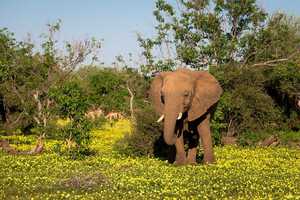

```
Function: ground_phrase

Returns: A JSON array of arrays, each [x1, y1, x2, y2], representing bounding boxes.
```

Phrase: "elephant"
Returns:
[[149, 68, 223, 165]]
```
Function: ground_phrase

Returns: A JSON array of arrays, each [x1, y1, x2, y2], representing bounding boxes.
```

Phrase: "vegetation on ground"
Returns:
[[1, 120, 300, 199]]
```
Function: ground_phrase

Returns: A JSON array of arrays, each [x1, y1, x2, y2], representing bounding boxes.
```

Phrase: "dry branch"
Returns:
[[0, 136, 44, 155], [251, 58, 289, 67], [250, 50, 299, 67], [126, 83, 135, 120]]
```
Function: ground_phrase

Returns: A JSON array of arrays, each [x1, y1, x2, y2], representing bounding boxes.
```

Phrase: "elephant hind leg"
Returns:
[[197, 114, 215, 164], [186, 129, 199, 165]]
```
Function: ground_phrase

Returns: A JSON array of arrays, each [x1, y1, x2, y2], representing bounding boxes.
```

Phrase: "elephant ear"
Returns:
[[149, 72, 170, 115], [188, 71, 223, 121]]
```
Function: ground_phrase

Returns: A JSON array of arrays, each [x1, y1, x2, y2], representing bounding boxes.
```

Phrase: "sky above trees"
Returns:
[[1, 0, 299, 66]]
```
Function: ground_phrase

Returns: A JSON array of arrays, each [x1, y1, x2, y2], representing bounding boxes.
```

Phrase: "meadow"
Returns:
[[1, 120, 300, 200]]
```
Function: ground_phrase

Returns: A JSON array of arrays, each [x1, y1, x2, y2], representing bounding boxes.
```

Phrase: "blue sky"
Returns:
[[1, 0, 300, 66]]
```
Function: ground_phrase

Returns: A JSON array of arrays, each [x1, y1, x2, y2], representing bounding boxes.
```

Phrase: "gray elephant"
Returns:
[[149, 68, 223, 165]]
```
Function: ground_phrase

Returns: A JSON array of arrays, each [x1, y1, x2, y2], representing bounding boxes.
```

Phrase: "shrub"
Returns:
[[49, 81, 93, 159], [278, 130, 300, 145], [52, 117, 93, 159], [87, 68, 129, 113], [114, 101, 161, 155], [211, 66, 281, 135], [49, 81, 89, 118], [264, 64, 300, 130]]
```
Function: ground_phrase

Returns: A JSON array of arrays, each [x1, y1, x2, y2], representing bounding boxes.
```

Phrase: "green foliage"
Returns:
[[237, 130, 300, 146], [115, 102, 165, 157], [46, 66, 151, 158], [48, 81, 94, 159], [211, 64, 298, 135], [210, 99, 227, 145], [65, 117, 92, 148], [87, 69, 128, 112], [137, 34, 176, 75], [278, 131, 300, 144], [0, 21, 105, 158], [211, 62, 300, 141], [73, 66, 150, 115], [49, 81, 89, 118], [0, 28, 48, 130], [237, 131, 272, 146], [53, 117, 93, 159], [139, 0, 267, 71], [0, 20, 102, 134], [242, 13, 300, 64], [209, 62, 300, 143]]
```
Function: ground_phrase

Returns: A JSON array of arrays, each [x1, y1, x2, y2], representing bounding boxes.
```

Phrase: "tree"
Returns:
[[139, 0, 267, 71], [241, 13, 300, 66], [0, 20, 102, 134]]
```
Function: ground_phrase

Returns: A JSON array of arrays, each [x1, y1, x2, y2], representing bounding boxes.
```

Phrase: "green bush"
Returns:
[[277, 131, 300, 145], [52, 117, 93, 159], [49, 81, 89, 118], [211, 64, 300, 137], [264, 64, 300, 130], [114, 101, 163, 156], [49, 81, 94, 159], [87, 68, 129, 113], [73, 66, 149, 115], [237, 131, 272, 146]]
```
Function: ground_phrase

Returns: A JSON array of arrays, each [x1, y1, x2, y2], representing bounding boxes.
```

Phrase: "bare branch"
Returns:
[[126, 82, 135, 120], [251, 58, 289, 67], [250, 50, 300, 67]]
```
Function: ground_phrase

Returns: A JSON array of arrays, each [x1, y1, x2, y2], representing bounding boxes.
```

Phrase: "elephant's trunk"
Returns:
[[163, 104, 180, 145]]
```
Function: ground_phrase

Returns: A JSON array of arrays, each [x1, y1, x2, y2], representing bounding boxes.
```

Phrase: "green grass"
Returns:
[[237, 130, 300, 147], [1, 120, 300, 199], [278, 131, 300, 144]]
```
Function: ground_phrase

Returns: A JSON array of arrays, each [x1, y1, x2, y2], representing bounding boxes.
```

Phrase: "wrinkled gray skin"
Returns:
[[150, 68, 223, 165]]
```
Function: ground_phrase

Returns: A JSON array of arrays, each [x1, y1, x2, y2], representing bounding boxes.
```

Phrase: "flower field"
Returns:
[[1, 120, 300, 199]]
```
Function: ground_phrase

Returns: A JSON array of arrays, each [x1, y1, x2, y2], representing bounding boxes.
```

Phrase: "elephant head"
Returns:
[[149, 68, 222, 145]]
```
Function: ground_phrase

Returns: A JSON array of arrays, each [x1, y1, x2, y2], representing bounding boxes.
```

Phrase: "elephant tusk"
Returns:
[[177, 112, 183, 120], [157, 114, 164, 123]]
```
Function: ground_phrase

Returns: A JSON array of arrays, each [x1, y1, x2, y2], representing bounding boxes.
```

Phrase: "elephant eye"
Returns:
[[161, 95, 165, 104]]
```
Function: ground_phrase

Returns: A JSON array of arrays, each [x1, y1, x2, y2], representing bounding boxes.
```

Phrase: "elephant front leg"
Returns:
[[174, 133, 186, 165], [197, 115, 215, 164]]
